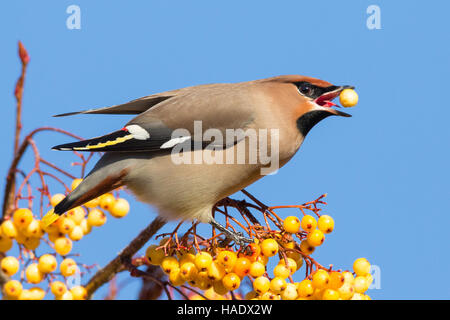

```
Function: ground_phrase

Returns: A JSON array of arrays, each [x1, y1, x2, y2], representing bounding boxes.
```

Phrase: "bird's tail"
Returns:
[[42, 155, 131, 227]]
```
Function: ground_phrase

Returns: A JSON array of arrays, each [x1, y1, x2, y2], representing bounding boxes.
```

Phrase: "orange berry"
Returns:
[[0, 234, 13, 253], [57, 217, 76, 234], [194, 252, 213, 272], [270, 277, 287, 294], [328, 271, 345, 290], [233, 257, 251, 277], [84, 197, 100, 208], [24, 237, 40, 250], [207, 261, 226, 281], [297, 279, 314, 298], [23, 219, 43, 238], [273, 264, 290, 279], [179, 262, 198, 281]]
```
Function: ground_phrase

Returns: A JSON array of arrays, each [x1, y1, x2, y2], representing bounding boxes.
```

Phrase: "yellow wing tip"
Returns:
[[42, 209, 61, 227]]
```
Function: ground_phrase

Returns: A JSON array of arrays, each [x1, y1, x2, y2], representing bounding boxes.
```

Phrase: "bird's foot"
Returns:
[[210, 218, 252, 248]]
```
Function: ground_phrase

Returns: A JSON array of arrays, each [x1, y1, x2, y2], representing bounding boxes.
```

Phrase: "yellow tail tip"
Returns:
[[42, 209, 61, 227]]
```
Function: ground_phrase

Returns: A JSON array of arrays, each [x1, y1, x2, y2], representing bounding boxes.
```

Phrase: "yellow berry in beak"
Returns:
[[339, 88, 358, 108]]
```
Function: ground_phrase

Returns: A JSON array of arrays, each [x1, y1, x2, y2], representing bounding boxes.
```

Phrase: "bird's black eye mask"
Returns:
[[294, 81, 339, 100]]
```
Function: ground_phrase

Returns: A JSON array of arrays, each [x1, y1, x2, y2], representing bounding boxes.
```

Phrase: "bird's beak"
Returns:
[[313, 85, 354, 117]]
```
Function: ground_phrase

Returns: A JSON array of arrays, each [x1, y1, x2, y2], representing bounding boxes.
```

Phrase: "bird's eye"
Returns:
[[298, 83, 314, 97]]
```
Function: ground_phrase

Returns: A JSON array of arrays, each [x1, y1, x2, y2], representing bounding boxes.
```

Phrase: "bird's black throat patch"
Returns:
[[296, 110, 333, 137]]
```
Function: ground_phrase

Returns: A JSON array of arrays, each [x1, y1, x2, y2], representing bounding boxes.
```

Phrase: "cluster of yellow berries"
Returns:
[[145, 233, 372, 300], [0, 179, 130, 300]]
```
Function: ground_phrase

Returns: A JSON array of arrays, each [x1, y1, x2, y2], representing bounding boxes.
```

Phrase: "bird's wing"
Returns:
[[53, 82, 257, 152], [53, 90, 185, 117]]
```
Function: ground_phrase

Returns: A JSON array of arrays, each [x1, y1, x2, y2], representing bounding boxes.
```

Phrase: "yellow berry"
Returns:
[[299, 240, 315, 255], [145, 245, 165, 265], [260, 238, 279, 257], [260, 291, 280, 300], [1, 256, 19, 276], [253, 276, 270, 294], [322, 288, 340, 300], [301, 215, 317, 232], [69, 225, 84, 241], [57, 291, 74, 300], [87, 209, 107, 227], [256, 254, 269, 266], [245, 290, 258, 300], [169, 268, 185, 286], [306, 229, 325, 247], [233, 257, 251, 278], [57, 217, 76, 234], [351, 292, 365, 300], [339, 88, 358, 108], [161, 256, 179, 274], [0, 234, 13, 252], [80, 219, 91, 235], [207, 261, 226, 281], [99, 193, 116, 211], [338, 282, 355, 300], [23, 219, 43, 238], [28, 287, 45, 300], [317, 215, 334, 234], [312, 269, 329, 289], [222, 273, 240, 291], [297, 279, 314, 298], [25, 263, 44, 284], [60, 258, 77, 277], [50, 281, 67, 296], [54, 237, 72, 256], [249, 261, 266, 278], [70, 286, 87, 300], [3, 280, 22, 298], [216, 250, 237, 269], [194, 251, 213, 272], [67, 207, 86, 225], [212, 280, 229, 295], [273, 264, 290, 279], [283, 216, 300, 233], [84, 197, 100, 208], [110, 198, 130, 218], [50, 193, 65, 207], [1, 220, 18, 239], [179, 262, 198, 281], [278, 258, 297, 275], [353, 258, 371, 276], [71, 179, 83, 191], [13, 208, 33, 229], [38, 254, 57, 273], [281, 283, 298, 300], [343, 271, 355, 284], [270, 277, 287, 294], [353, 276, 369, 293], [24, 237, 40, 250]]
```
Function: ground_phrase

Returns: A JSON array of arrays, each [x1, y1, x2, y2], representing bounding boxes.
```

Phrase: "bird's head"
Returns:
[[267, 75, 354, 137]]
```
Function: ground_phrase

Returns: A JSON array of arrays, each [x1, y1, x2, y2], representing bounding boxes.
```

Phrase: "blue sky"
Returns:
[[1, 1, 449, 299]]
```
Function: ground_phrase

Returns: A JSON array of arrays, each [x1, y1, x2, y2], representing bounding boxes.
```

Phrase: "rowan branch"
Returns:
[[85, 216, 167, 298]]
